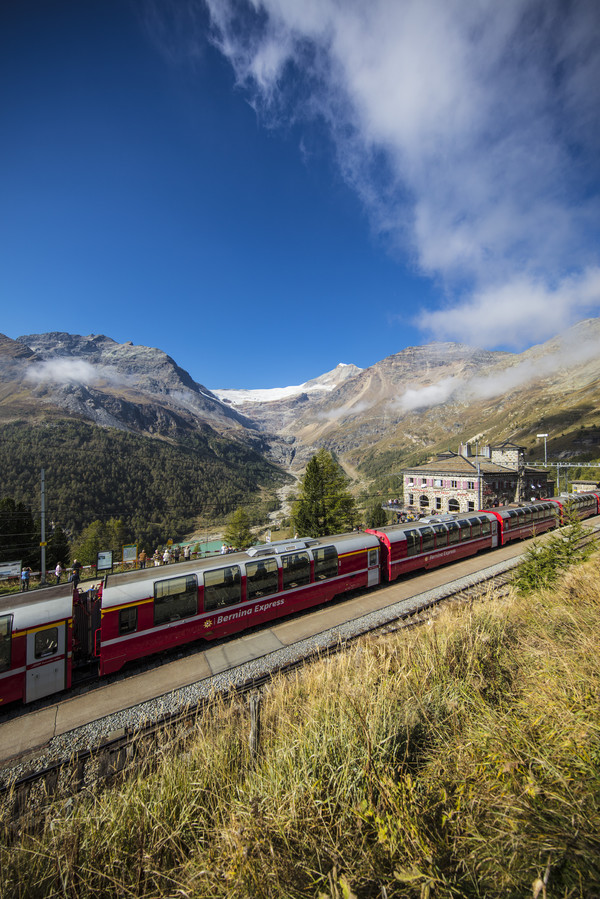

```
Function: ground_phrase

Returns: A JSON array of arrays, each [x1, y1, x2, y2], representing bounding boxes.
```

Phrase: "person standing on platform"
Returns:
[[21, 566, 31, 591], [71, 559, 82, 589]]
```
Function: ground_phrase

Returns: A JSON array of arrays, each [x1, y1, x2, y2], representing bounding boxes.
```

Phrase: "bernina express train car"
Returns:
[[365, 511, 499, 584], [0, 584, 73, 705], [96, 532, 381, 676], [549, 492, 600, 523], [485, 501, 559, 545]]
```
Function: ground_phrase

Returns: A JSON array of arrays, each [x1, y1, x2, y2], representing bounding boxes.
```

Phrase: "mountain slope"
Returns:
[[0, 333, 291, 545], [7, 332, 253, 436], [213, 319, 600, 478]]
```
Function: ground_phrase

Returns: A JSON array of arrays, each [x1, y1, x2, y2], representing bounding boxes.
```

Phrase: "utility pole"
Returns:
[[40, 468, 47, 585], [537, 433, 548, 466]]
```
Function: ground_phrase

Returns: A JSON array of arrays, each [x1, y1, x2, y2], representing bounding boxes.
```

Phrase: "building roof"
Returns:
[[404, 456, 549, 478], [404, 456, 517, 476]]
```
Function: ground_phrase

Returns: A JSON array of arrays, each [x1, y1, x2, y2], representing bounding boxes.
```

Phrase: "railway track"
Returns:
[[2, 523, 598, 831]]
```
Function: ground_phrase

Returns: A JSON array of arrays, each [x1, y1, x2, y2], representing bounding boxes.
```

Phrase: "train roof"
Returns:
[[101, 532, 380, 609], [365, 511, 499, 544], [0, 582, 74, 632]]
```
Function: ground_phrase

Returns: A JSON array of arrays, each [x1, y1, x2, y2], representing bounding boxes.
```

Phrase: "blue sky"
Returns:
[[2, 0, 600, 389]]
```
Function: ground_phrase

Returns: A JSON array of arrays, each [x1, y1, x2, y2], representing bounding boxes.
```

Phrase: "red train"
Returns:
[[1, 493, 598, 706]]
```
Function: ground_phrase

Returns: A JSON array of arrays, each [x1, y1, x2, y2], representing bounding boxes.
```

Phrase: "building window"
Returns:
[[407, 477, 414, 485], [451, 480, 458, 488], [434, 478, 442, 488], [467, 481, 475, 490], [408, 493, 414, 505], [435, 497, 442, 510], [468, 501, 475, 511], [421, 478, 427, 486]]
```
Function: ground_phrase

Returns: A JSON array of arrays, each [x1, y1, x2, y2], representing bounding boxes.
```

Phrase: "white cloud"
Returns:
[[394, 326, 600, 411], [396, 376, 465, 412], [25, 359, 129, 387], [420, 268, 600, 349], [200, 0, 600, 347]]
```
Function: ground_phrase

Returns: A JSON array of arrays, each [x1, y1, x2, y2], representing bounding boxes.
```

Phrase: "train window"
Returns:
[[478, 516, 491, 536], [506, 510, 517, 529], [0, 615, 12, 671], [421, 527, 435, 553], [368, 549, 378, 566], [405, 529, 420, 556], [470, 519, 481, 538], [458, 520, 471, 541], [314, 545, 338, 581], [282, 552, 310, 590], [433, 524, 448, 546], [245, 558, 278, 601], [203, 567, 241, 612], [447, 521, 460, 544], [154, 574, 198, 624], [119, 606, 138, 635], [34, 627, 59, 658]]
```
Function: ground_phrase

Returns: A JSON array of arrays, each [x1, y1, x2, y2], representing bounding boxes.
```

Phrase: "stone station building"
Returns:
[[402, 442, 553, 516]]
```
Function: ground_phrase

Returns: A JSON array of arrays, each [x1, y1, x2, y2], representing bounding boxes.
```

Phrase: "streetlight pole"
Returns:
[[537, 433, 548, 466]]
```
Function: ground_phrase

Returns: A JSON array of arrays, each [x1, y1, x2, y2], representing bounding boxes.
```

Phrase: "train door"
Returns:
[[25, 621, 67, 703], [367, 547, 380, 587], [73, 587, 102, 665]]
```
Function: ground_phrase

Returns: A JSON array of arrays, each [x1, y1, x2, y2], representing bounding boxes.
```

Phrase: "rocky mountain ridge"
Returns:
[[3, 321, 600, 481]]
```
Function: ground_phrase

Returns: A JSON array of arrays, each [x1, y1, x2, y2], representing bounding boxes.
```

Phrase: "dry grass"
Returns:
[[2, 556, 600, 897]]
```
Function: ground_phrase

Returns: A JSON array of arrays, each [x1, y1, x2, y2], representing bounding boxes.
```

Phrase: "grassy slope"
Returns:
[[2, 553, 600, 897]]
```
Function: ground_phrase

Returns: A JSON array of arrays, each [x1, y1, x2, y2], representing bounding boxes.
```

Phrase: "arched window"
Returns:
[[419, 494, 429, 509], [448, 498, 460, 512]]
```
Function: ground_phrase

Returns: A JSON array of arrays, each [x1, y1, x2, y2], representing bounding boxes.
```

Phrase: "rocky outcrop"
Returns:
[[6, 332, 257, 436]]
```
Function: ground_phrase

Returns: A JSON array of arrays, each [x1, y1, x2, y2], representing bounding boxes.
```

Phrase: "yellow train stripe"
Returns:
[[24, 620, 71, 636], [101, 598, 153, 617]]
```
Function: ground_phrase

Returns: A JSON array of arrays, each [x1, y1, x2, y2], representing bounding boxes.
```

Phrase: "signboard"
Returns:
[[0, 561, 21, 580], [97, 550, 113, 572], [122, 544, 138, 564]]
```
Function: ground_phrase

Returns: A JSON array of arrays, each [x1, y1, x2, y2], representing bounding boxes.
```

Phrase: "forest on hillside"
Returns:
[[0, 420, 289, 549]]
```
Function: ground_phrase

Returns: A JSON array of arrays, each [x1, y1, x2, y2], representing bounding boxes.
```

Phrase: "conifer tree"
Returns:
[[293, 449, 358, 537], [366, 501, 388, 528], [222, 508, 255, 550], [46, 525, 70, 569], [0, 497, 37, 565]]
